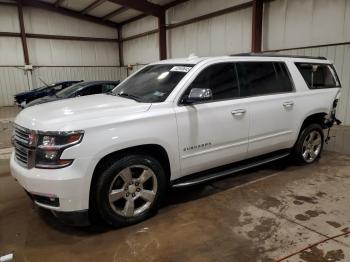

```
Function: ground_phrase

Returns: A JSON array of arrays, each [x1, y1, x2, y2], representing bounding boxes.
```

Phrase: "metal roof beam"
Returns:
[[163, 0, 190, 9], [108, 0, 163, 17], [80, 0, 107, 14], [21, 0, 119, 28], [102, 6, 128, 21], [54, 0, 64, 7]]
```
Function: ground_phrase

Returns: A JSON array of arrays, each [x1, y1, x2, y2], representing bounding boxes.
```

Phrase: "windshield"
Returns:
[[112, 64, 193, 103], [56, 82, 87, 98]]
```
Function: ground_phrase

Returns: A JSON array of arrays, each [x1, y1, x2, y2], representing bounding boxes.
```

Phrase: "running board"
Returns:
[[171, 151, 290, 188]]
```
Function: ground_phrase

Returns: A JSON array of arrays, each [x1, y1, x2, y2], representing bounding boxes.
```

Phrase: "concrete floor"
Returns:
[[1, 152, 350, 262]]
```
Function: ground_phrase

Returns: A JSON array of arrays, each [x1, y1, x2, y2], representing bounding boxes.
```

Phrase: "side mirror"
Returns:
[[184, 88, 213, 104]]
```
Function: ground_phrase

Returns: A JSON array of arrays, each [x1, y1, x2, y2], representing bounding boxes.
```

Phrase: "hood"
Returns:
[[25, 95, 60, 108], [15, 94, 152, 131], [15, 89, 41, 99]]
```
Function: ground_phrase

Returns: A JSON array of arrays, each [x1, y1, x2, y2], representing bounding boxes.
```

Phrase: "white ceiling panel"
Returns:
[[109, 9, 142, 23], [88, 1, 122, 17], [60, 0, 97, 11]]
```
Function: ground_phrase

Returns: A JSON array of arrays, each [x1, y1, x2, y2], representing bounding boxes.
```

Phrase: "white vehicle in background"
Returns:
[[10, 54, 341, 227]]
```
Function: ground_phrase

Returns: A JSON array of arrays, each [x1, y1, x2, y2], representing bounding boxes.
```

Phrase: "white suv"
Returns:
[[10, 54, 341, 226]]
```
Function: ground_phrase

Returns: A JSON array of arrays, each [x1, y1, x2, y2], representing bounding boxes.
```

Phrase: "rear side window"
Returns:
[[236, 62, 293, 97], [295, 63, 340, 89], [187, 63, 239, 101]]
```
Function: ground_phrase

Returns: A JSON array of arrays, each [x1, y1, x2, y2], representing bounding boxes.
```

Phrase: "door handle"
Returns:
[[283, 101, 294, 108], [231, 109, 246, 116]]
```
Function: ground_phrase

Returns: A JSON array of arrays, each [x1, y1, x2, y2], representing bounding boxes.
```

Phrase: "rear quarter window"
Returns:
[[295, 63, 340, 89]]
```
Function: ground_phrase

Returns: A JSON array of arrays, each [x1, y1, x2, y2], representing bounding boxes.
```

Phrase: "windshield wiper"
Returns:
[[117, 92, 142, 102]]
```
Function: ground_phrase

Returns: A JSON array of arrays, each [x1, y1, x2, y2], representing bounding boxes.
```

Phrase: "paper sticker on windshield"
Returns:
[[170, 66, 192, 73]]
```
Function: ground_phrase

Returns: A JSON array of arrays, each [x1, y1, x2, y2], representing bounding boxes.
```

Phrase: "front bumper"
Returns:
[[10, 153, 94, 212]]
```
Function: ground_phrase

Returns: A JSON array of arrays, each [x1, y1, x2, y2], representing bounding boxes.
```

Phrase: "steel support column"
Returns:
[[117, 26, 124, 66], [17, 0, 30, 65], [251, 0, 263, 52], [158, 11, 167, 60]]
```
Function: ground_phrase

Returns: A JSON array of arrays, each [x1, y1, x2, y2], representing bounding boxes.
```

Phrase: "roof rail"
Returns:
[[230, 52, 327, 60]]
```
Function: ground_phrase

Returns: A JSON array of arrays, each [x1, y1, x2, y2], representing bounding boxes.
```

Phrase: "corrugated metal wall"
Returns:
[[32, 66, 128, 89], [263, 0, 350, 51], [167, 0, 251, 58], [122, 16, 160, 65], [121, 0, 252, 65], [0, 4, 123, 106], [0, 68, 30, 106]]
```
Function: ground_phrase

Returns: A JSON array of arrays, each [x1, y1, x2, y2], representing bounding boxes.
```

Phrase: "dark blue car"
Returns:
[[14, 80, 82, 108], [25, 80, 120, 108]]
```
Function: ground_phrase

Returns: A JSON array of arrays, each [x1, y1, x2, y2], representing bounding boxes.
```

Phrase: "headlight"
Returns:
[[35, 131, 84, 169]]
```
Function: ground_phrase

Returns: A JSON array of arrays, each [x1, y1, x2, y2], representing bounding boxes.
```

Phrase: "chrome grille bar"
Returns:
[[13, 124, 35, 168]]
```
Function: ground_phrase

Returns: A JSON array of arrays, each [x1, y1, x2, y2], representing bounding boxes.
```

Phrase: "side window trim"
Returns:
[[178, 62, 239, 106], [235, 61, 296, 98]]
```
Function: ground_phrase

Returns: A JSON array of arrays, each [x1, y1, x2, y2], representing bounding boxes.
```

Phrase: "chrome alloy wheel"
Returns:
[[108, 165, 158, 217], [302, 130, 322, 163]]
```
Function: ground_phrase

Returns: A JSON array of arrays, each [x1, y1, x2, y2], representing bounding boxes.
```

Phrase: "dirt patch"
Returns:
[[305, 210, 326, 218], [316, 191, 327, 198], [295, 210, 326, 221], [299, 247, 345, 262], [293, 200, 304, 205], [295, 214, 310, 221], [289, 195, 318, 204], [326, 221, 342, 228], [247, 217, 278, 241], [259, 196, 283, 210], [341, 227, 349, 233]]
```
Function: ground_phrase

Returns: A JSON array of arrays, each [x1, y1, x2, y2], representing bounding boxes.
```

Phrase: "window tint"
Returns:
[[295, 63, 340, 89], [102, 84, 116, 93], [236, 62, 293, 97], [186, 63, 239, 101], [79, 85, 102, 96], [56, 82, 88, 98]]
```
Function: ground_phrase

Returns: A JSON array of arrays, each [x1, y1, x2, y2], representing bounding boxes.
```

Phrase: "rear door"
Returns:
[[236, 61, 297, 157], [175, 62, 249, 176]]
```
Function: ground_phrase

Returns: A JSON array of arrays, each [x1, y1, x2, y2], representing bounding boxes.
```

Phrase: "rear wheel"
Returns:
[[94, 154, 166, 227], [294, 123, 324, 164]]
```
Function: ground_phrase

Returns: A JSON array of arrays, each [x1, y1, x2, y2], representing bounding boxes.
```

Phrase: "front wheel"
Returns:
[[93, 154, 166, 227], [294, 123, 324, 164]]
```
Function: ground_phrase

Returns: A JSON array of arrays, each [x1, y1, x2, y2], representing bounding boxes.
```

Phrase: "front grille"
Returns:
[[14, 125, 30, 145], [13, 125, 35, 169]]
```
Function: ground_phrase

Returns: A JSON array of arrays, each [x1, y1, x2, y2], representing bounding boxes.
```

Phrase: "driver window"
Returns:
[[184, 63, 239, 102]]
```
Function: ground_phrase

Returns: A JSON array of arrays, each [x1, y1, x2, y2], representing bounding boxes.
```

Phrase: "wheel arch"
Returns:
[[300, 112, 327, 132], [294, 112, 327, 148], [89, 144, 171, 208]]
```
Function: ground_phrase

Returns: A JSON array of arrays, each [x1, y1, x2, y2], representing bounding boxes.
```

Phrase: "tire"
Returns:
[[93, 154, 166, 227], [294, 123, 324, 164]]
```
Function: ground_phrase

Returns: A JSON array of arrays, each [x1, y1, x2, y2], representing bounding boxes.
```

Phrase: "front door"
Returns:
[[175, 62, 250, 176]]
